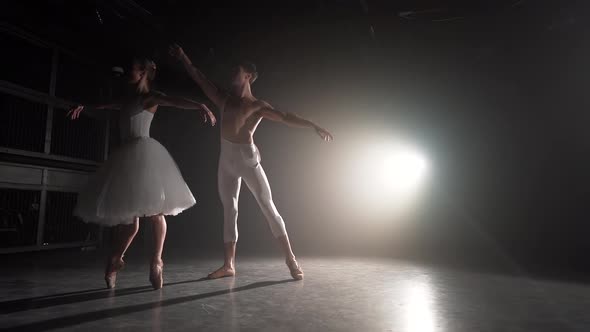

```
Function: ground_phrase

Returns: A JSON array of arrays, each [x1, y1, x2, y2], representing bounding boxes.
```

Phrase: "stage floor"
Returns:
[[1, 253, 590, 331]]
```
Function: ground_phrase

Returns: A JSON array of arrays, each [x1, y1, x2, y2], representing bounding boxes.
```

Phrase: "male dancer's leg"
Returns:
[[242, 163, 304, 280], [208, 165, 241, 279]]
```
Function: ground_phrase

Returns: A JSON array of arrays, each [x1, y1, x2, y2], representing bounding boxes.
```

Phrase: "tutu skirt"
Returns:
[[74, 137, 196, 226]]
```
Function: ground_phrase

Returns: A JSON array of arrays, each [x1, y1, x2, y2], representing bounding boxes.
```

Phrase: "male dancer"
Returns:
[[169, 45, 333, 280]]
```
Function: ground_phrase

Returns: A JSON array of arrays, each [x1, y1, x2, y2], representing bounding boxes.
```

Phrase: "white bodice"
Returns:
[[120, 110, 154, 140]]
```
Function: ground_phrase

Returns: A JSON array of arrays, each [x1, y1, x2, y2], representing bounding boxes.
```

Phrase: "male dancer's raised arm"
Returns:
[[168, 44, 228, 110]]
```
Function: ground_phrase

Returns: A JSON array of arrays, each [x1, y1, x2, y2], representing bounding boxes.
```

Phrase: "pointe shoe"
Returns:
[[207, 266, 235, 279], [105, 258, 125, 289], [150, 261, 164, 290], [286, 258, 304, 280]]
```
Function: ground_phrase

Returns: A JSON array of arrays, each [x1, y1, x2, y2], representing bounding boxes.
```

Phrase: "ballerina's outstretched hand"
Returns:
[[66, 105, 85, 120], [198, 103, 216, 126]]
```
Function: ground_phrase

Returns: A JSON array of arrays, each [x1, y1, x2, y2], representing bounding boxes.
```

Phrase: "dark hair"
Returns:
[[239, 61, 258, 84]]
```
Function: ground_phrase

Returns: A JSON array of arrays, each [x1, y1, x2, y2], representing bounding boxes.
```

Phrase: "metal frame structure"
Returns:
[[0, 22, 109, 253]]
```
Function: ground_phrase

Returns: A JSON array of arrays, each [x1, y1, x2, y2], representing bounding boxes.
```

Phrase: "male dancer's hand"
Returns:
[[168, 44, 186, 61], [200, 104, 217, 126], [315, 126, 334, 141], [66, 105, 84, 120]]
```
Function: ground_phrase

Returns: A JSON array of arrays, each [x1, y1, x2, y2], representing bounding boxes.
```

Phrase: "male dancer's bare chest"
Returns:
[[221, 104, 260, 142]]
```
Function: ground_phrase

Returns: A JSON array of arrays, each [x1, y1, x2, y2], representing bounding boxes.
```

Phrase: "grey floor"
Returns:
[[2, 254, 590, 331]]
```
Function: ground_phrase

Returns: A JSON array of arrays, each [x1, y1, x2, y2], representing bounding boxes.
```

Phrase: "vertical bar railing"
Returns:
[[0, 23, 110, 253]]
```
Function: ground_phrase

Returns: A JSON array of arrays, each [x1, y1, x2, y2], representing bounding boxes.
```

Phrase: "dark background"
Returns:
[[4, 0, 590, 276]]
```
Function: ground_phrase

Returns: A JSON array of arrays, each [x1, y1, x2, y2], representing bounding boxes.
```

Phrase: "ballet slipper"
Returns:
[[207, 266, 236, 279], [286, 258, 304, 280]]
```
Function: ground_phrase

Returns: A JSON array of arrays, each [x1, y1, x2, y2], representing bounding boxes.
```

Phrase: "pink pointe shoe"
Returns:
[[150, 261, 164, 290], [105, 258, 125, 289]]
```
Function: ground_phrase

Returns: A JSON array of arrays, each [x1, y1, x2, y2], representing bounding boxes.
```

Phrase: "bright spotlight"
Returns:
[[381, 147, 428, 195], [352, 141, 429, 213]]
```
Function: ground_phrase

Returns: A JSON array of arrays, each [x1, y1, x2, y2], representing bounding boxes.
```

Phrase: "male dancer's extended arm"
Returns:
[[257, 101, 334, 141], [168, 44, 228, 110]]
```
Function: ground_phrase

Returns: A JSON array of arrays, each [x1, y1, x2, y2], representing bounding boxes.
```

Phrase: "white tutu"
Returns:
[[74, 136, 196, 226]]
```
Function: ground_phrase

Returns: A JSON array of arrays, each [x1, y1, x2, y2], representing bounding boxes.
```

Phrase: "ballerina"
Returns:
[[68, 57, 216, 289], [169, 45, 333, 280]]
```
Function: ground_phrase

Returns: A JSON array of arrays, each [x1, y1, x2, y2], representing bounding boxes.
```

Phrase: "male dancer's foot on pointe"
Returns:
[[105, 256, 125, 289], [286, 257, 304, 280], [208, 265, 236, 279], [150, 259, 164, 290]]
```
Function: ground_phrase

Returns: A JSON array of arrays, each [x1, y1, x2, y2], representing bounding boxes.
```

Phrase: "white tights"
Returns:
[[218, 139, 287, 243]]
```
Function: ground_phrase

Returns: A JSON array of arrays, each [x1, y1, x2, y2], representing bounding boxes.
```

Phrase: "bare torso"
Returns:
[[221, 96, 264, 144]]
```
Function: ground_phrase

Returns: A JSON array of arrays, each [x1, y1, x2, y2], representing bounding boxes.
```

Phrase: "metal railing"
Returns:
[[0, 22, 111, 253]]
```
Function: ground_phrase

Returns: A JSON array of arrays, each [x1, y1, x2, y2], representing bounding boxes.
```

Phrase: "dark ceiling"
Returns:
[[4, 0, 575, 65]]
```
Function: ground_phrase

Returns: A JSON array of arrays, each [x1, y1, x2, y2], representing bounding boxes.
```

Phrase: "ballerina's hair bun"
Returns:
[[133, 58, 157, 88]]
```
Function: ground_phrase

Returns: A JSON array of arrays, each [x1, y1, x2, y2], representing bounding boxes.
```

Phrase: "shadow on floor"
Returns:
[[0, 277, 209, 314], [2, 279, 295, 332]]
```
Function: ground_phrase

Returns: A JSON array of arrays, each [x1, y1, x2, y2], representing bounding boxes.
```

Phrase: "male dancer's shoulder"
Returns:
[[255, 99, 272, 108], [150, 90, 167, 97]]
